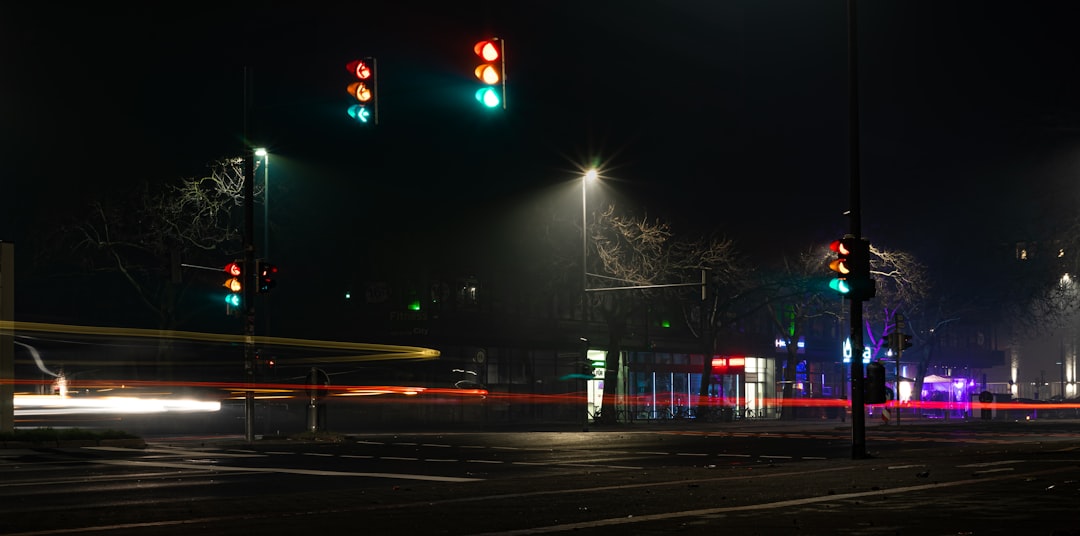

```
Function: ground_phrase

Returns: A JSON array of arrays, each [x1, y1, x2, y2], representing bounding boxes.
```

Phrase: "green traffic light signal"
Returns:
[[829, 277, 851, 294], [475, 87, 501, 108]]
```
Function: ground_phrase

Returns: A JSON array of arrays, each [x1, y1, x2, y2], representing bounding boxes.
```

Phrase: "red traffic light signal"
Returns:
[[224, 262, 242, 277], [345, 58, 378, 124]]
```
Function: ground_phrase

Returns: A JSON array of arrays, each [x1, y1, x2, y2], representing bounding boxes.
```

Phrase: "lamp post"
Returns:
[[581, 168, 597, 427], [255, 148, 269, 259], [582, 168, 598, 291]]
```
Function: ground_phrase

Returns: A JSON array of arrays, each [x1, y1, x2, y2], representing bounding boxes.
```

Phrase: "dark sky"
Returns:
[[4, 1, 1080, 295]]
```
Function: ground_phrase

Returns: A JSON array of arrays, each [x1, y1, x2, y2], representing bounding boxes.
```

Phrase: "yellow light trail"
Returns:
[[1, 320, 440, 362]]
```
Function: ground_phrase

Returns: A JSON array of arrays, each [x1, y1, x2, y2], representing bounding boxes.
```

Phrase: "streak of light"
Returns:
[[3, 320, 440, 361], [13, 340, 59, 377], [13, 395, 221, 415]]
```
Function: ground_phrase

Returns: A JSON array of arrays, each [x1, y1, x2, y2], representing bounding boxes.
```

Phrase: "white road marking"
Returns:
[[95, 459, 482, 482], [957, 460, 1024, 468], [87, 446, 263, 458], [972, 468, 1015, 475], [469, 466, 1066, 535]]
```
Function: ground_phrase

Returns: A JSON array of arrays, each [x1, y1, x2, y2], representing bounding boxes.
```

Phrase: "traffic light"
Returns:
[[846, 237, 876, 300], [473, 38, 505, 109], [865, 361, 887, 404], [257, 261, 277, 293], [223, 261, 243, 311], [883, 331, 897, 353], [346, 58, 378, 125], [828, 236, 876, 300], [828, 237, 853, 295]]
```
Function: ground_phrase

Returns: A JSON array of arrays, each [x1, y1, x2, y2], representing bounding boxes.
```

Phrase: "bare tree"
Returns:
[[761, 246, 838, 419], [586, 205, 741, 422], [51, 157, 253, 330]]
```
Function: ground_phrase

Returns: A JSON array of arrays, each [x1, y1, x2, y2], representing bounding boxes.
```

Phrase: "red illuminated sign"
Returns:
[[711, 356, 746, 374]]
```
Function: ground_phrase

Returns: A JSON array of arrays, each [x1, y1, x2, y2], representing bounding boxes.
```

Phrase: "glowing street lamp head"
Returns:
[[584, 168, 599, 182]]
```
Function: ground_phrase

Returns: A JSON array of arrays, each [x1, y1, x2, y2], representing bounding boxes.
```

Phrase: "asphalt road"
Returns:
[[2, 420, 1079, 535]]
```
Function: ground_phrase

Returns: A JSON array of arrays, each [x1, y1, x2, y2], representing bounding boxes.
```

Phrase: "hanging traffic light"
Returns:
[[257, 261, 277, 293], [223, 261, 243, 312], [828, 238, 853, 295], [473, 38, 505, 109], [346, 58, 378, 125]]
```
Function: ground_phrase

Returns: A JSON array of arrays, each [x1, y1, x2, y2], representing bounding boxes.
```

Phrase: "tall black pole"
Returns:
[[847, 0, 868, 459], [243, 68, 257, 443]]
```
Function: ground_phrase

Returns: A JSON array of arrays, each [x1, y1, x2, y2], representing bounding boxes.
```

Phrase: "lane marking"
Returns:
[[957, 460, 1024, 468], [470, 466, 1068, 535], [94, 459, 482, 482], [87, 447, 263, 458], [2, 466, 851, 535]]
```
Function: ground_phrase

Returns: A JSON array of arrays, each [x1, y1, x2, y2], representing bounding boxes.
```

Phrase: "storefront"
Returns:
[[591, 352, 778, 421]]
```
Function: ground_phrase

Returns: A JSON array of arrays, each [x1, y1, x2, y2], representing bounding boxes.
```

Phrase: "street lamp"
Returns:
[[254, 148, 269, 259], [582, 168, 598, 291]]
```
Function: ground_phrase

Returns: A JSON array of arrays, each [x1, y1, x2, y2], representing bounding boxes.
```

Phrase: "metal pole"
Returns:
[[896, 346, 902, 426], [847, 0, 868, 459], [0, 243, 14, 433], [261, 151, 271, 342], [582, 176, 587, 293], [262, 152, 269, 260], [242, 68, 257, 443]]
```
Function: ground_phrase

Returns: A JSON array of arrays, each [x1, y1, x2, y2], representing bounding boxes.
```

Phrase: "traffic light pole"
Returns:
[[846, 0, 868, 459], [242, 70, 257, 443]]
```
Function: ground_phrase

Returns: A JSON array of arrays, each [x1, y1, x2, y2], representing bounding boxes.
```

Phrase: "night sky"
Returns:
[[3, 2, 1080, 334]]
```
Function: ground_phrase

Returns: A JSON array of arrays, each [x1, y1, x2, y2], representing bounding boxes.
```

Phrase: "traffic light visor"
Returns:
[[347, 104, 371, 122], [474, 64, 500, 85], [829, 278, 850, 294], [829, 258, 851, 274], [475, 87, 501, 108], [474, 40, 500, 61], [346, 60, 372, 80], [348, 82, 373, 102]]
